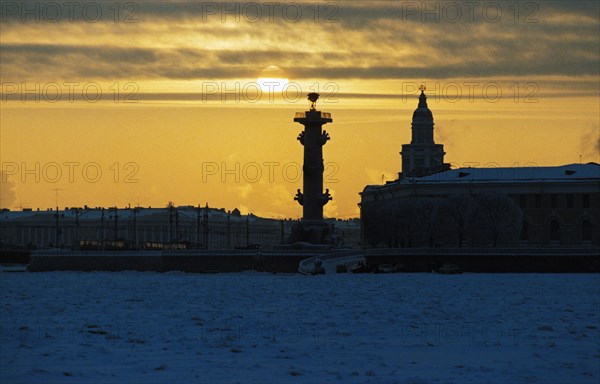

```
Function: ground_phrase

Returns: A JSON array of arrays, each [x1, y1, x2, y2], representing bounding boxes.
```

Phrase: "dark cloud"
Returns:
[[2, 43, 157, 62], [0, 1, 598, 82], [2, 1, 597, 25], [1, 41, 598, 82]]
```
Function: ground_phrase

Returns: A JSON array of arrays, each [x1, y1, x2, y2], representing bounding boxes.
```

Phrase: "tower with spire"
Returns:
[[400, 85, 448, 178]]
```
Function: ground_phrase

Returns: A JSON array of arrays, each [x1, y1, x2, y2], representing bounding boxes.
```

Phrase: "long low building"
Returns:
[[0, 206, 360, 250], [361, 163, 600, 247]]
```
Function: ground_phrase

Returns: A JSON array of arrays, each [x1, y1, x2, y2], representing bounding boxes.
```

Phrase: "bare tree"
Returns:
[[468, 192, 523, 247], [411, 197, 442, 247], [433, 194, 474, 248], [363, 193, 522, 249]]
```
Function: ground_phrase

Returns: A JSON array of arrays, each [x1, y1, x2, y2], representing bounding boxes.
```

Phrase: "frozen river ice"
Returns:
[[1, 271, 599, 383]]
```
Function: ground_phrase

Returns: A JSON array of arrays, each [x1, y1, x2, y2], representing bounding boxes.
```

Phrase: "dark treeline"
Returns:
[[362, 192, 523, 248]]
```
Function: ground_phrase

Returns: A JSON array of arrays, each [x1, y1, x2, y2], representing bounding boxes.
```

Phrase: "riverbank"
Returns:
[[19, 247, 600, 273]]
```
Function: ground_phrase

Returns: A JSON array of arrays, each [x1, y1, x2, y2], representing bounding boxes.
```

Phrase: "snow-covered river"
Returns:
[[1, 272, 599, 383]]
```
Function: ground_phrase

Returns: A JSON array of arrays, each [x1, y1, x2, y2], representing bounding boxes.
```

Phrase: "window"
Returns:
[[550, 220, 560, 241], [583, 194, 590, 209], [566, 194, 574, 208], [535, 194, 542, 208], [520, 220, 529, 241], [519, 195, 527, 209], [581, 220, 592, 241], [551, 194, 558, 209]]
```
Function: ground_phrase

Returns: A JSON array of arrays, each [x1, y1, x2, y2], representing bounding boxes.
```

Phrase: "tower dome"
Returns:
[[412, 89, 433, 120], [400, 85, 448, 178]]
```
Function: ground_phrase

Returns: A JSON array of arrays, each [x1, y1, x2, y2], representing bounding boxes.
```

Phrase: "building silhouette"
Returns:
[[361, 89, 600, 248], [0, 206, 361, 250], [400, 85, 450, 178]]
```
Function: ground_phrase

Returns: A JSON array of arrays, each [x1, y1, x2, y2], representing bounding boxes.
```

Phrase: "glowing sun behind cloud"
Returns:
[[257, 65, 289, 92]]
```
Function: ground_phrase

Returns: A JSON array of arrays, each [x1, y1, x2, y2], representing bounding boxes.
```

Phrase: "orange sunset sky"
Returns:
[[1, 0, 599, 218]]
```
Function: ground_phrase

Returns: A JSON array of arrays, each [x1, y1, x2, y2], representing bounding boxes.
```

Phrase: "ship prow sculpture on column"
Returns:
[[289, 92, 334, 244]]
